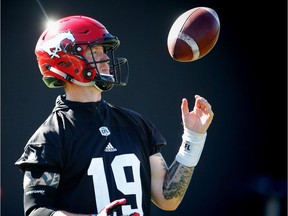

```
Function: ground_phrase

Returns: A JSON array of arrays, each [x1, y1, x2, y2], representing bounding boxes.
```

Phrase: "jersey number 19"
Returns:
[[88, 153, 143, 215]]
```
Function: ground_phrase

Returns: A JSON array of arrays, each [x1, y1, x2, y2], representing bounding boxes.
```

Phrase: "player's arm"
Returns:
[[150, 95, 214, 210], [23, 170, 61, 216], [23, 171, 90, 216], [150, 153, 194, 210], [24, 170, 88, 216]]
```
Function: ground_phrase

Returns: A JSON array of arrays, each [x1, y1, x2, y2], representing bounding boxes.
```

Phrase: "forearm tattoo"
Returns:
[[23, 171, 60, 189], [163, 160, 194, 200]]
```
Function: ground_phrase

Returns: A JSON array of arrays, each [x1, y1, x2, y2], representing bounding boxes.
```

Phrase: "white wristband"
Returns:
[[176, 128, 207, 167]]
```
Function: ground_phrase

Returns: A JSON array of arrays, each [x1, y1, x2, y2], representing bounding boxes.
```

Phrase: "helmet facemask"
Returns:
[[65, 34, 129, 91], [79, 36, 129, 91]]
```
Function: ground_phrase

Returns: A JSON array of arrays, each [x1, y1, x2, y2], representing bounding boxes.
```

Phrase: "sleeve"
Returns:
[[139, 115, 167, 156], [15, 113, 64, 173], [148, 121, 167, 155], [15, 114, 65, 215]]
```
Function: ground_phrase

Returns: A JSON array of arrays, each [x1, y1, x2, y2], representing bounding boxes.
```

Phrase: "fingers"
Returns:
[[183, 95, 212, 111], [181, 98, 189, 117], [182, 95, 212, 113], [113, 198, 126, 205], [194, 95, 213, 113], [107, 198, 126, 208], [182, 95, 214, 122], [105, 198, 126, 214]]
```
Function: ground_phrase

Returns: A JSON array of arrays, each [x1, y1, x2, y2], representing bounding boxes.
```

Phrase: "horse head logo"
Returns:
[[41, 31, 76, 58]]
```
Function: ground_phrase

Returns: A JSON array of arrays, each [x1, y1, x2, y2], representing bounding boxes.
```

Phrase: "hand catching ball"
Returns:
[[167, 7, 220, 62]]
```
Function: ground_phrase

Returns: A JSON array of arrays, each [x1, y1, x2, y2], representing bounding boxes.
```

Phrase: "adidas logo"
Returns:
[[104, 143, 117, 152]]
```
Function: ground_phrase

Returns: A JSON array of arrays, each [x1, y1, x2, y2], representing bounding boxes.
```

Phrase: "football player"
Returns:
[[15, 15, 214, 216]]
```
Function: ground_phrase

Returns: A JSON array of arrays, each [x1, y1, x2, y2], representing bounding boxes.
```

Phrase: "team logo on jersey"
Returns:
[[41, 31, 75, 58], [99, 126, 111, 136], [104, 143, 117, 152]]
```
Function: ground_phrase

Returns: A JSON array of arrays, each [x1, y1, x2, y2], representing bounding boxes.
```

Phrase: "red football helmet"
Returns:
[[35, 15, 129, 91]]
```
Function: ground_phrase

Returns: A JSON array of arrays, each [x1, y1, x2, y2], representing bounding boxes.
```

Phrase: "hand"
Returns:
[[181, 95, 214, 134], [97, 198, 139, 216], [126, 213, 140, 216], [98, 198, 126, 216]]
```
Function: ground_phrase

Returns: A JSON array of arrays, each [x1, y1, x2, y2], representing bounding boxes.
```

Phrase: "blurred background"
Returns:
[[1, 0, 287, 215]]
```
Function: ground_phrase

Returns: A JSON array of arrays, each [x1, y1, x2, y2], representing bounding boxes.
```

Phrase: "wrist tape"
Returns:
[[176, 128, 207, 167]]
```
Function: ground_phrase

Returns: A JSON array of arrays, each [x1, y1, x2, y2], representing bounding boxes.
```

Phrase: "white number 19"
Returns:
[[88, 154, 143, 215]]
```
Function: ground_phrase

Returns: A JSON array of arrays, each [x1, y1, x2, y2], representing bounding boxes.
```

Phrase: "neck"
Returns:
[[64, 84, 102, 102]]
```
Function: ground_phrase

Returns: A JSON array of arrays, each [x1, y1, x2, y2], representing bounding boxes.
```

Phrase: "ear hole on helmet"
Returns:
[[58, 61, 72, 68], [81, 29, 89, 34]]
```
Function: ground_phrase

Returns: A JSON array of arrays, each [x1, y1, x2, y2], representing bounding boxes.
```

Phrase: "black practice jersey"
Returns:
[[15, 95, 167, 216]]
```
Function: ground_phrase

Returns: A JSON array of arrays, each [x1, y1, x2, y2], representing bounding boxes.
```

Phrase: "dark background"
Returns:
[[1, 0, 287, 215]]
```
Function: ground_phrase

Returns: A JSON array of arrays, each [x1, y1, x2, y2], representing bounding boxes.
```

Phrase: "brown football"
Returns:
[[167, 7, 220, 62]]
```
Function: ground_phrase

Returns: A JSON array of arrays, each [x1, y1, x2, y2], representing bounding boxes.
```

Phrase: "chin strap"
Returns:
[[49, 66, 96, 87], [48, 66, 113, 91]]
